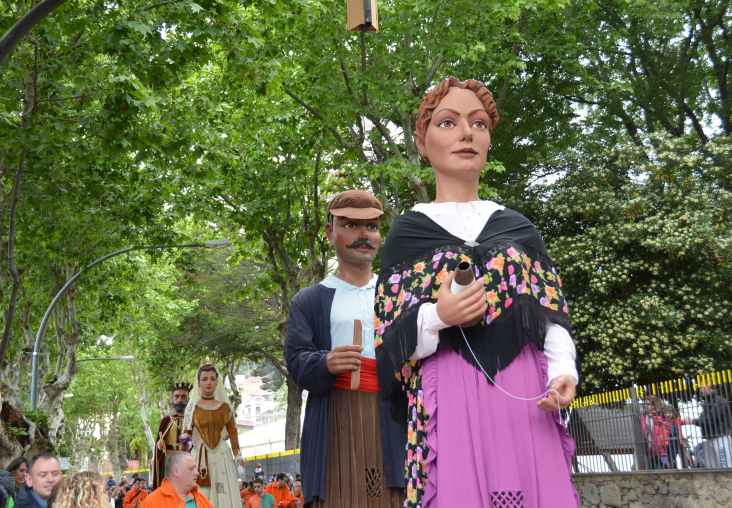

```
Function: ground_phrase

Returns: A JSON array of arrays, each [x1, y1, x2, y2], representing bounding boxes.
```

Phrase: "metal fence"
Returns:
[[569, 370, 732, 474], [241, 449, 301, 481], [239, 370, 732, 478]]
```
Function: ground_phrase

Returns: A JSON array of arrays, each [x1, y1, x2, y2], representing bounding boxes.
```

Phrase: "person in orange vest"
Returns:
[[245, 479, 274, 508], [123, 476, 148, 508], [141, 452, 212, 508], [289, 480, 304, 508], [264, 474, 293, 508], [240, 481, 255, 507]]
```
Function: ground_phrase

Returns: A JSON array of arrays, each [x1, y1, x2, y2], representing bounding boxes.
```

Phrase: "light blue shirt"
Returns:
[[321, 274, 377, 359]]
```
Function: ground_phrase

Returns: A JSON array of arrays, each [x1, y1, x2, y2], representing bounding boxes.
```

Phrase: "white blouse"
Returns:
[[410, 201, 578, 384]]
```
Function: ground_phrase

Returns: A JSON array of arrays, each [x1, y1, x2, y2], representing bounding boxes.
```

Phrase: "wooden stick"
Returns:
[[350, 319, 363, 390]]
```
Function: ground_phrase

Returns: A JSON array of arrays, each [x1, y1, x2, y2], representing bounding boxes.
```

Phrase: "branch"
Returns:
[[0, 66, 36, 366], [142, 0, 183, 12], [496, 12, 528, 110], [559, 94, 601, 106], [0, 0, 66, 65], [217, 193, 245, 214], [338, 56, 366, 149], [693, 4, 731, 133], [364, 113, 403, 160], [420, 55, 444, 95], [263, 352, 288, 378], [681, 100, 709, 144], [283, 87, 347, 148]]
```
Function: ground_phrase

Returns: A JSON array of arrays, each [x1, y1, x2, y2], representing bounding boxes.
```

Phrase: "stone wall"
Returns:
[[573, 470, 732, 508]]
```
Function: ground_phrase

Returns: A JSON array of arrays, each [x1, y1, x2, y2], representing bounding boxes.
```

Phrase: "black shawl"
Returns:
[[374, 208, 573, 422]]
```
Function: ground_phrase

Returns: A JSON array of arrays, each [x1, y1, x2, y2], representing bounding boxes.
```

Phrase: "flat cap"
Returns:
[[327, 189, 384, 220]]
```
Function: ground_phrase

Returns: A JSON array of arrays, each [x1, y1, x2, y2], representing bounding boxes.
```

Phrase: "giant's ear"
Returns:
[[415, 135, 426, 160]]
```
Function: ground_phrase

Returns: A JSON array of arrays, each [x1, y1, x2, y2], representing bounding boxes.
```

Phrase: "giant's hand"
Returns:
[[435, 271, 487, 327], [326, 345, 363, 374], [537, 375, 577, 412]]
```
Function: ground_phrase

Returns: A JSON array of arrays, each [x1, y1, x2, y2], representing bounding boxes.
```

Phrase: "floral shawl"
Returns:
[[374, 208, 573, 504]]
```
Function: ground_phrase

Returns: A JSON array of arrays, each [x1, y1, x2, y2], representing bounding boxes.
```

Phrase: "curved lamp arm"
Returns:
[[30, 240, 229, 409]]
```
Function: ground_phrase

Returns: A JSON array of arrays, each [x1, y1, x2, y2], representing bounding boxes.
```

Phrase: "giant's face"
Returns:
[[172, 389, 189, 413], [326, 216, 381, 267], [198, 370, 218, 397], [419, 87, 492, 180]]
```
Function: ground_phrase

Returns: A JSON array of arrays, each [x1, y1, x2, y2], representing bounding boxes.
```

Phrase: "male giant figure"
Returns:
[[153, 382, 192, 489], [285, 190, 404, 508]]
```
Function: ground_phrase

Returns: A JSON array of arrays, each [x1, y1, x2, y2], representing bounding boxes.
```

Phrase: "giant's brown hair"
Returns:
[[414, 77, 500, 161], [197, 363, 219, 382]]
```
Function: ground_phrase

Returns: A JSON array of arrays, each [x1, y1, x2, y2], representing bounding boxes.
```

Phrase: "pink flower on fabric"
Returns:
[[509, 274, 517, 287], [391, 284, 399, 294], [506, 246, 520, 259], [508, 264, 515, 275], [389, 273, 401, 284], [385, 299, 394, 313], [432, 252, 444, 262], [505, 297, 513, 308], [531, 274, 539, 284]]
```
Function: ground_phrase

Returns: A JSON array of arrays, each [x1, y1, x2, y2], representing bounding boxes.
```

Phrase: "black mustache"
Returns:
[[347, 239, 375, 249]]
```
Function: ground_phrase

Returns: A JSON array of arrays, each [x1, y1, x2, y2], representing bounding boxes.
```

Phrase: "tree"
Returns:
[[532, 134, 732, 390], [0, 0, 242, 459]]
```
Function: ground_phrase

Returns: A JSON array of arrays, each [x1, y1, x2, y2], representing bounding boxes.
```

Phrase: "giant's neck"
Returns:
[[334, 262, 373, 287], [433, 172, 480, 203]]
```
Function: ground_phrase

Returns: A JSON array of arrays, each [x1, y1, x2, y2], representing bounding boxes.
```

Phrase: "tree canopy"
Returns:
[[0, 0, 730, 466]]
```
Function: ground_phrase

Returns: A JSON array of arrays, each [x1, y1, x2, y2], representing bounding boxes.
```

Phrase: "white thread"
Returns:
[[459, 326, 562, 414]]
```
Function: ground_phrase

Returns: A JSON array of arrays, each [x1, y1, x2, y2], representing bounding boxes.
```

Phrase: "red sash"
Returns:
[[334, 358, 379, 393]]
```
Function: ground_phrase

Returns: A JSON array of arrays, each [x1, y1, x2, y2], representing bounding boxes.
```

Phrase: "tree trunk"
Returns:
[[284, 375, 302, 450], [139, 383, 155, 453], [39, 277, 80, 445], [106, 413, 127, 478], [224, 360, 242, 414]]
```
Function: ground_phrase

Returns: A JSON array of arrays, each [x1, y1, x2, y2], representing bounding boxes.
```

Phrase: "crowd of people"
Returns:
[[641, 386, 732, 469], [0, 451, 304, 508], [239, 473, 303, 508]]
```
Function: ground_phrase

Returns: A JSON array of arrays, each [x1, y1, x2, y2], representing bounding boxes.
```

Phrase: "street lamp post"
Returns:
[[30, 240, 229, 410]]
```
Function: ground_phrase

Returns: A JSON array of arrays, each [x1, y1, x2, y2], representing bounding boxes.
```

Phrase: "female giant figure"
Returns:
[[183, 364, 244, 508], [375, 77, 580, 507]]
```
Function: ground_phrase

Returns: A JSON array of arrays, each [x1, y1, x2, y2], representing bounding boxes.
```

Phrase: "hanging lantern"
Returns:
[[346, 0, 379, 32]]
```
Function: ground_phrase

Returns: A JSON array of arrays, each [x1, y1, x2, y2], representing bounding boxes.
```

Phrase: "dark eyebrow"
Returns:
[[433, 107, 487, 116]]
